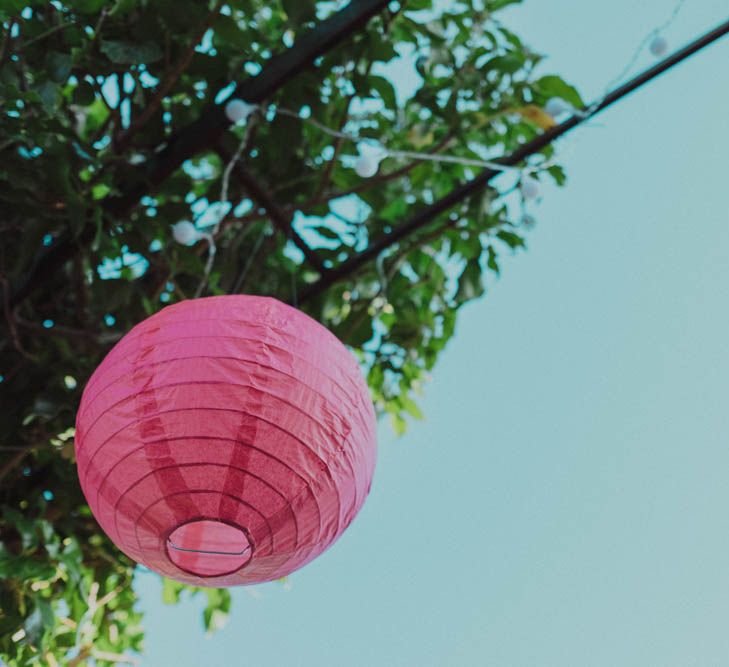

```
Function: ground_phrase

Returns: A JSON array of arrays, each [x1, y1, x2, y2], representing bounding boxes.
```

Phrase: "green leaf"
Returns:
[[406, 0, 433, 9], [366, 33, 398, 63], [390, 412, 407, 436], [496, 230, 525, 249], [212, 14, 245, 44], [203, 588, 231, 634], [401, 394, 424, 420], [72, 0, 108, 14], [369, 75, 398, 110], [487, 0, 522, 10], [0, 0, 26, 13], [455, 259, 485, 303], [109, 0, 137, 17], [547, 164, 567, 186], [486, 245, 500, 275], [45, 52, 72, 83], [100, 40, 163, 64], [341, 311, 373, 347], [161, 578, 183, 605], [35, 80, 61, 113], [535, 74, 584, 108], [281, 0, 316, 23], [485, 52, 524, 75]]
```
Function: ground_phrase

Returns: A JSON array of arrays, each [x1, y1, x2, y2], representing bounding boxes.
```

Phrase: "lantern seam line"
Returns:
[[85, 331, 362, 401], [83, 320, 364, 399], [79, 404, 358, 512], [75, 296, 376, 586], [81, 433, 325, 525], [78, 382, 361, 463], [79, 346, 367, 429], [133, 493, 270, 581], [96, 453, 327, 577], [86, 310, 359, 385], [242, 431, 364, 562]]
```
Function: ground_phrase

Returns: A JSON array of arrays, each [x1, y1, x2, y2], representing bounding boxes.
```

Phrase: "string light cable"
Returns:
[[197, 0, 693, 242]]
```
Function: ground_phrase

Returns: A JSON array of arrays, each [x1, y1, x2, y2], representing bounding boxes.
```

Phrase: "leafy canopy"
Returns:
[[0, 0, 579, 663]]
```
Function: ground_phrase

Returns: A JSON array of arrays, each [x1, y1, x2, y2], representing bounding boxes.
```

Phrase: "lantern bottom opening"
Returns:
[[166, 519, 253, 577]]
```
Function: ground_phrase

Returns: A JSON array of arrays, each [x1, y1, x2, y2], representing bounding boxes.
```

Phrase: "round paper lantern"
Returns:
[[74, 295, 377, 586]]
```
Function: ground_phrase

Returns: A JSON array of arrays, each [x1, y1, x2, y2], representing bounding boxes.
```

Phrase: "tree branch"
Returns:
[[114, 0, 224, 150], [104, 0, 391, 219], [0, 443, 36, 484], [216, 144, 326, 274], [0, 19, 16, 71]]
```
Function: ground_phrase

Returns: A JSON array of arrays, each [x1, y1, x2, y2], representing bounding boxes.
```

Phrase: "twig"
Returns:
[[14, 313, 122, 345], [22, 21, 74, 48], [0, 276, 33, 359], [115, 0, 224, 150], [0, 444, 36, 483], [91, 650, 139, 665], [314, 94, 356, 199], [231, 224, 269, 294], [194, 123, 255, 298], [225, 159, 326, 274], [89, 6, 109, 45], [0, 19, 16, 70], [67, 647, 92, 667]]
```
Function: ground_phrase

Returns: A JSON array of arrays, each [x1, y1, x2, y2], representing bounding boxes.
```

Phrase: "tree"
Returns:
[[0, 0, 578, 663]]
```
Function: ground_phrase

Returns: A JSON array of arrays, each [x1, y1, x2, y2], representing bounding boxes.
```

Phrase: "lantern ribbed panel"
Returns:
[[74, 296, 377, 586]]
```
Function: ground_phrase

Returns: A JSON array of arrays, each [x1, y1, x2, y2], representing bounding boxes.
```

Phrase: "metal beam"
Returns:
[[10, 0, 390, 306], [300, 17, 729, 304]]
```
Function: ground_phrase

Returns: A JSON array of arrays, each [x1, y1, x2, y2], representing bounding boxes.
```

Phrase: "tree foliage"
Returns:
[[0, 0, 579, 663]]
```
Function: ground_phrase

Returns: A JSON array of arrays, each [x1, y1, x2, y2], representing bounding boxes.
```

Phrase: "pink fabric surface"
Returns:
[[74, 295, 377, 586]]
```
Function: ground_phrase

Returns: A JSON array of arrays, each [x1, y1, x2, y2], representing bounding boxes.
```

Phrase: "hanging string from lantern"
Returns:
[[193, 116, 256, 297], [231, 223, 269, 293], [172, 101, 273, 296], [287, 226, 299, 308]]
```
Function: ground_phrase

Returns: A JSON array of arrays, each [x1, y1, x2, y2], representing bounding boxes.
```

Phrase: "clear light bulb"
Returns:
[[545, 98, 571, 118], [649, 35, 668, 57]]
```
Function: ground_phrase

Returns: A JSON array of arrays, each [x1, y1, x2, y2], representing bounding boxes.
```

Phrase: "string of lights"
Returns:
[[169, 0, 695, 258]]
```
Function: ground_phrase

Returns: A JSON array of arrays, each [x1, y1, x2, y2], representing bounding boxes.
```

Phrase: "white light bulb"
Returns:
[[355, 154, 379, 178], [545, 97, 571, 118], [520, 175, 539, 200], [649, 35, 668, 57], [172, 221, 201, 246], [357, 141, 384, 157], [224, 98, 255, 123]]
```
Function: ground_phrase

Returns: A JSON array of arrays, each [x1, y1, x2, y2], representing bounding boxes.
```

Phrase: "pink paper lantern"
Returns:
[[74, 296, 377, 586]]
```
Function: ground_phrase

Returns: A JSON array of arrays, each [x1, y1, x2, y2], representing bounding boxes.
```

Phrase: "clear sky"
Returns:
[[135, 1, 729, 665]]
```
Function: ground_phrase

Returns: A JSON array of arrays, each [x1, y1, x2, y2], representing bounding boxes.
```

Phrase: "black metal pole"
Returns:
[[301, 17, 729, 303], [10, 0, 390, 306], [106, 0, 391, 218]]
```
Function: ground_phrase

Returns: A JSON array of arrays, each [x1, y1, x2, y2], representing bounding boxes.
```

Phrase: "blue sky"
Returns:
[[135, 1, 729, 665]]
